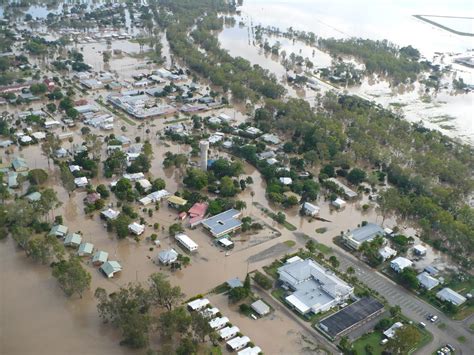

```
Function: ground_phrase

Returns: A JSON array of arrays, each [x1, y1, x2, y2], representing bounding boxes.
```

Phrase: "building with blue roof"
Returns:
[[201, 209, 242, 238]]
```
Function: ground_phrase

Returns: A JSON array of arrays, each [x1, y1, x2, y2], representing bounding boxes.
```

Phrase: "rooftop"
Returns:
[[201, 209, 242, 237]]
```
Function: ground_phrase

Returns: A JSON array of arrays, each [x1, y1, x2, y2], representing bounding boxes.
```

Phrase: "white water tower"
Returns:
[[199, 140, 209, 171]]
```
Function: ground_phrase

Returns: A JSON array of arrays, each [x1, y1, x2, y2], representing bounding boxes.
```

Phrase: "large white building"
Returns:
[[278, 258, 354, 315]]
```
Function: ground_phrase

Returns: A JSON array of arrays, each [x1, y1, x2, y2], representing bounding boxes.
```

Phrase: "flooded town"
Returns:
[[0, 1, 473, 355]]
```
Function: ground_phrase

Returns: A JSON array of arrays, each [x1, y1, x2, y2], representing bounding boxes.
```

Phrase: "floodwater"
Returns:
[[219, 0, 474, 144]]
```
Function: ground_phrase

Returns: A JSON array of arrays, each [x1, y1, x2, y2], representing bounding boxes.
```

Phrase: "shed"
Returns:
[[251, 299, 270, 316], [74, 177, 88, 188], [413, 245, 427, 256], [301, 202, 320, 217], [12, 157, 28, 172], [383, 322, 403, 338], [25, 191, 42, 202], [331, 197, 346, 209], [378, 246, 397, 261], [101, 208, 120, 220]]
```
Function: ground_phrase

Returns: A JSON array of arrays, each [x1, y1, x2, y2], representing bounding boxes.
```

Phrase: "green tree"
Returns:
[[347, 168, 366, 185], [386, 325, 421, 354], [191, 312, 212, 342], [169, 223, 184, 237], [26, 235, 64, 264], [148, 273, 183, 311], [398, 267, 419, 289], [114, 214, 132, 239], [228, 286, 248, 303], [183, 168, 208, 190], [328, 255, 340, 268], [95, 285, 151, 348], [28, 169, 48, 185], [52, 257, 91, 298]]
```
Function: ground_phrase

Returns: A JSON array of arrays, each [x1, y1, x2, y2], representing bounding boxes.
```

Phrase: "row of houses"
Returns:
[[49, 224, 122, 278], [187, 298, 261, 354]]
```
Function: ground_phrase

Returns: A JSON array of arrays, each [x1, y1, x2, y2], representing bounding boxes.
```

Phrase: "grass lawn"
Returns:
[[313, 241, 332, 254], [263, 259, 284, 279], [315, 227, 328, 234], [470, 323, 474, 331], [283, 240, 296, 247], [352, 332, 383, 354]]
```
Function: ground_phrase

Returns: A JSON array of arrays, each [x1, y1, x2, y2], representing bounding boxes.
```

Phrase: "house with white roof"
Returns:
[[74, 176, 88, 188], [128, 222, 145, 236], [209, 316, 229, 330], [201, 209, 242, 238], [101, 208, 120, 220], [219, 326, 240, 340], [158, 249, 178, 265], [279, 177, 292, 185], [417, 272, 440, 291], [383, 322, 403, 339], [301, 202, 320, 217], [49, 224, 68, 237], [436, 288, 466, 306], [227, 336, 250, 351], [175, 233, 198, 252], [238, 346, 262, 355], [343, 223, 385, 250], [390, 257, 413, 273], [187, 298, 210, 311], [378, 246, 397, 261], [278, 258, 353, 315], [200, 307, 220, 319]]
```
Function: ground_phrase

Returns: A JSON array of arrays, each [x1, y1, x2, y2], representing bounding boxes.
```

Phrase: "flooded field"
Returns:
[[219, 0, 474, 144]]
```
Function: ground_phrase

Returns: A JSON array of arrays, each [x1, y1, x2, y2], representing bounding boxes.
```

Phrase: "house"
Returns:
[[19, 135, 33, 144], [301, 202, 320, 217], [227, 336, 250, 351], [69, 165, 81, 173], [123, 172, 145, 181], [261, 133, 280, 145], [74, 177, 88, 188], [92, 251, 109, 266], [238, 346, 262, 355], [49, 224, 68, 237], [251, 300, 270, 317], [331, 197, 346, 209], [175, 233, 198, 252], [128, 222, 145, 236], [413, 245, 427, 256], [12, 157, 28, 172], [100, 261, 122, 278], [167, 195, 188, 209], [201, 209, 242, 238], [55, 148, 68, 158], [279, 177, 293, 185], [278, 258, 353, 315], [227, 277, 243, 289], [219, 326, 240, 340], [436, 288, 466, 306], [245, 127, 262, 137], [25, 191, 42, 202], [101, 208, 120, 220], [417, 272, 440, 291], [188, 202, 208, 227], [209, 316, 229, 330], [378, 246, 397, 261], [383, 322, 403, 339], [424, 265, 439, 276], [187, 298, 210, 311], [44, 120, 61, 129], [158, 249, 178, 265], [77, 242, 94, 256], [139, 189, 170, 205], [200, 307, 220, 319], [343, 223, 385, 250], [390, 257, 413, 273], [326, 178, 358, 199], [0, 139, 13, 148], [137, 178, 152, 192], [64, 233, 82, 248], [7, 172, 18, 188], [84, 192, 101, 205]]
